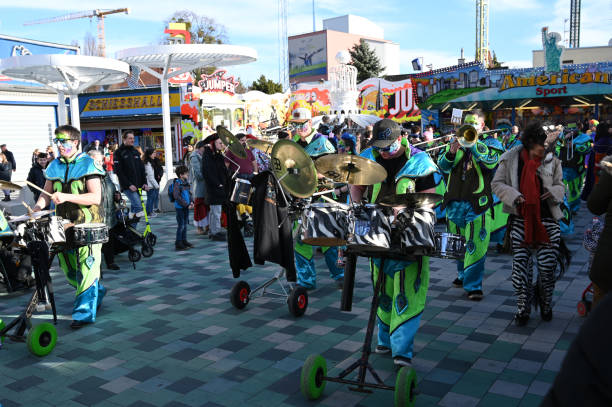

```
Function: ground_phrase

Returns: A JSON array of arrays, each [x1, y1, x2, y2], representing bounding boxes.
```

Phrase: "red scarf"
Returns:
[[519, 149, 549, 246]]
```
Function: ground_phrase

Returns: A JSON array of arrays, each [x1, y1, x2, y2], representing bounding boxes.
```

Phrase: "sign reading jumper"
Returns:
[[197, 70, 238, 96]]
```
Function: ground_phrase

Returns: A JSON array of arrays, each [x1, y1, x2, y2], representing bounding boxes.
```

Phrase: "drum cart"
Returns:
[[300, 251, 418, 406], [1, 240, 59, 357], [230, 269, 309, 317]]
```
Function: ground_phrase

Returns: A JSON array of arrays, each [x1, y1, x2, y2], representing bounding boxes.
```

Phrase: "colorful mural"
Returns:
[[357, 78, 420, 122], [287, 85, 331, 120]]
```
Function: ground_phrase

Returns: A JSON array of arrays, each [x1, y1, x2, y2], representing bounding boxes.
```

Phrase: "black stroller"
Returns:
[[111, 195, 157, 264]]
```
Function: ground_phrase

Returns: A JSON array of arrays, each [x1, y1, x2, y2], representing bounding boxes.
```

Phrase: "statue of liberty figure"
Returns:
[[542, 27, 563, 72]]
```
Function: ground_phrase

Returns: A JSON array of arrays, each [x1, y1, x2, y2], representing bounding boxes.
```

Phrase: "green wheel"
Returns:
[[394, 366, 417, 407], [300, 354, 327, 400], [26, 322, 57, 357], [0, 318, 5, 345]]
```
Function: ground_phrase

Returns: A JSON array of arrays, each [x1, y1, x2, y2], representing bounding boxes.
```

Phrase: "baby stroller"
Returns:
[[112, 189, 157, 264]]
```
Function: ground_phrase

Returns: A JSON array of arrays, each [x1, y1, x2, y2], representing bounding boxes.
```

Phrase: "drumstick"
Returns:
[[25, 180, 53, 198], [602, 161, 612, 169]]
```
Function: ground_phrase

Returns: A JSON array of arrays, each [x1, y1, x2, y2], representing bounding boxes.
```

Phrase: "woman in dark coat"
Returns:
[[202, 134, 230, 241], [0, 153, 13, 201], [587, 154, 612, 307]]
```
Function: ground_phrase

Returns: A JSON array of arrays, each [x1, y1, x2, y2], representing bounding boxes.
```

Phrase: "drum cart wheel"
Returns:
[[288, 286, 308, 317], [128, 249, 141, 263], [394, 367, 417, 407], [141, 244, 154, 258], [300, 253, 418, 404], [26, 322, 57, 357], [300, 354, 327, 400], [230, 281, 251, 309], [577, 283, 594, 316]]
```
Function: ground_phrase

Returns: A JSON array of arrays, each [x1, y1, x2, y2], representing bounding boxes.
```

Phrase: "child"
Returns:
[[173, 165, 194, 251]]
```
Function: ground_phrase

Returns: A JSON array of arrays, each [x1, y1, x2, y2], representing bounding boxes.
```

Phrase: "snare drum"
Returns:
[[432, 233, 466, 259], [73, 223, 109, 246], [395, 208, 436, 255], [347, 204, 391, 254], [300, 203, 349, 246], [230, 179, 253, 205], [14, 216, 66, 250]]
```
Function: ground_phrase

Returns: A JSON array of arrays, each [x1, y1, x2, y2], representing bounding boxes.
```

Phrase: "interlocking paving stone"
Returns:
[[0, 207, 595, 406]]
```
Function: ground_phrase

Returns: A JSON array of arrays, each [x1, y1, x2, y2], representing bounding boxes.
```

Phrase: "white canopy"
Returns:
[[116, 44, 257, 176], [312, 113, 382, 130], [0, 54, 129, 128]]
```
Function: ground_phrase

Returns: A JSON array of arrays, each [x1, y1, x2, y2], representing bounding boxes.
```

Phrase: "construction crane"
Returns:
[[24, 8, 130, 57], [475, 0, 489, 66], [569, 0, 581, 48]]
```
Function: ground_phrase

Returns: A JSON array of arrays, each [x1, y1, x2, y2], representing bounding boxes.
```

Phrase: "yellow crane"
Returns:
[[24, 8, 130, 57]]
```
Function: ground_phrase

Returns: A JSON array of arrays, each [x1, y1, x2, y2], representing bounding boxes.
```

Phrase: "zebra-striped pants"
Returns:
[[510, 217, 561, 315]]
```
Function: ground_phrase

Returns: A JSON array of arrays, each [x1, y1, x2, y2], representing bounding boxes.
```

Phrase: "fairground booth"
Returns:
[[412, 60, 612, 131]]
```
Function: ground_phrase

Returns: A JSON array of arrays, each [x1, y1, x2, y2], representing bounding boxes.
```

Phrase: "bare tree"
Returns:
[[82, 32, 98, 56], [164, 10, 227, 45]]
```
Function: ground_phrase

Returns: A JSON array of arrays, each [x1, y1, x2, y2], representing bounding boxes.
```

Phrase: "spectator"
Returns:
[[225, 133, 257, 179], [492, 121, 565, 326], [31, 148, 40, 165], [184, 144, 194, 173], [0, 153, 13, 201], [143, 148, 160, 218], [587, 155, 612, 308], [172, 165, 193, 251], [0, 144, 16, 190], [27, 152, 48, 202], [152, 152, 164, 213], [113, 131, 148, 218], [190, 141, 208, 235], [87, 139, 104, 154], [46, 145, 55, 163], [202, 134, 229, 242]]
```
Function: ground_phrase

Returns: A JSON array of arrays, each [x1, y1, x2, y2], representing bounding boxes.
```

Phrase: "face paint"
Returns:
[[374, 139, 401, 154]]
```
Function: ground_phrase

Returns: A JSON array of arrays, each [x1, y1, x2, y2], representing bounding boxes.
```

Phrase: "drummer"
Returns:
[[351, 119, 440, 368], [32, 125, 106, 329], [290, 107, 345, 290]]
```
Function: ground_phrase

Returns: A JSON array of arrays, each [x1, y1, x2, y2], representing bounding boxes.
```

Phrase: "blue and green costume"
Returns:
[[438, 139, 499, 294], [361, 140, 439, 360], [294, 136, 344, 289], [45, 152, 106, 323], [555, 133, 591, 214], [480, 135, 508, 246]]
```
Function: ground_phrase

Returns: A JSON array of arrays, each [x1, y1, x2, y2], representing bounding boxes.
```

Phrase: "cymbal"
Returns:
[[0, 180, 22, 191], [270, 140, 317, 198], [246, 139, 274, 154], [315, 154, 387, 186], [216, 125, 247, 159], [378, 193, 443, 208], [8, 209, 55, 223]]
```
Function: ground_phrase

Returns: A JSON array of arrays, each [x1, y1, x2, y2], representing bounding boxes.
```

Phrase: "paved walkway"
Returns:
[[0, 206, 593, 406]]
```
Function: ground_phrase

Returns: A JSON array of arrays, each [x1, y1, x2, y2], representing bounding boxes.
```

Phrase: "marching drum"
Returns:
[[14, 216, 66, 251], [230, 178, 253, 205], [347, 204, 391, 255], [73, 223, 109, 246], [300, 202, 350, 246], [394, 207, 437, 256], [432, 233, 466, 259]]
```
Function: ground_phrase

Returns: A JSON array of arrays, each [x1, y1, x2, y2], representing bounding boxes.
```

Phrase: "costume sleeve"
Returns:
[[548, 159, 566, 204], [437, 145, 457, 174], [471, 141, 499, 169]]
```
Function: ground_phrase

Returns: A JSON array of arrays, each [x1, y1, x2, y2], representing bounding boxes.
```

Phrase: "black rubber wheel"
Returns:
[[288, 286, 308, 317], [141, 244, 154, 258], [230, 281, 250, 310], [300, 354, 327, 400], [577, 300, 588, 317], [26, 322, 57, 357], [145, 232, 157, 247], [394, 366, 417, 407], [128, 250, 141, 263]]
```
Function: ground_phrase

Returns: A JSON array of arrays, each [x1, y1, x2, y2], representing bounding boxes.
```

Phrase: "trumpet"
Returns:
[[422, 126, 505, 153]]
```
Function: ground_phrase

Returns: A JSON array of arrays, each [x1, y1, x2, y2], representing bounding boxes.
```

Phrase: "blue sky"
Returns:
[[0, 0, 610, 85]]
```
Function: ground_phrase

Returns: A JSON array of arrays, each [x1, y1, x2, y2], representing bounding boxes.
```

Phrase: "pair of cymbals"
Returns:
[[378, 192, 443, 208], [246, 138, 274, 154], [216, 126, 247, 159], [315, 154, 387, 186], [0, 180, 22, 191], [270, 140, 318, 198]]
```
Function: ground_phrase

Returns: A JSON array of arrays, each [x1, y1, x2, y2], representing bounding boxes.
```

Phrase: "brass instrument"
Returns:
[[423, 127, 505, 152]]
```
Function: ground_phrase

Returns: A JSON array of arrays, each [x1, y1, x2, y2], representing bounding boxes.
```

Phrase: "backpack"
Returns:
[[167, 178, 178, 203]]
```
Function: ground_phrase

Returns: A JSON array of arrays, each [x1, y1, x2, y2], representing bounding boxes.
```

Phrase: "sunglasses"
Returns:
[[293, 122, 309, 130], [53, 138, 74, 148], [373, 139, 400, 153]]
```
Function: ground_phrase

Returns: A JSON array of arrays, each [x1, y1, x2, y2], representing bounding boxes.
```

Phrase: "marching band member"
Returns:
[[32, 125, 106, 329], [480, 128, 508, 250], [555, 125, 591, 214], [352, 119, 439, 367], [438, 111, 499, 301], [290, 108, 345, 290]]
